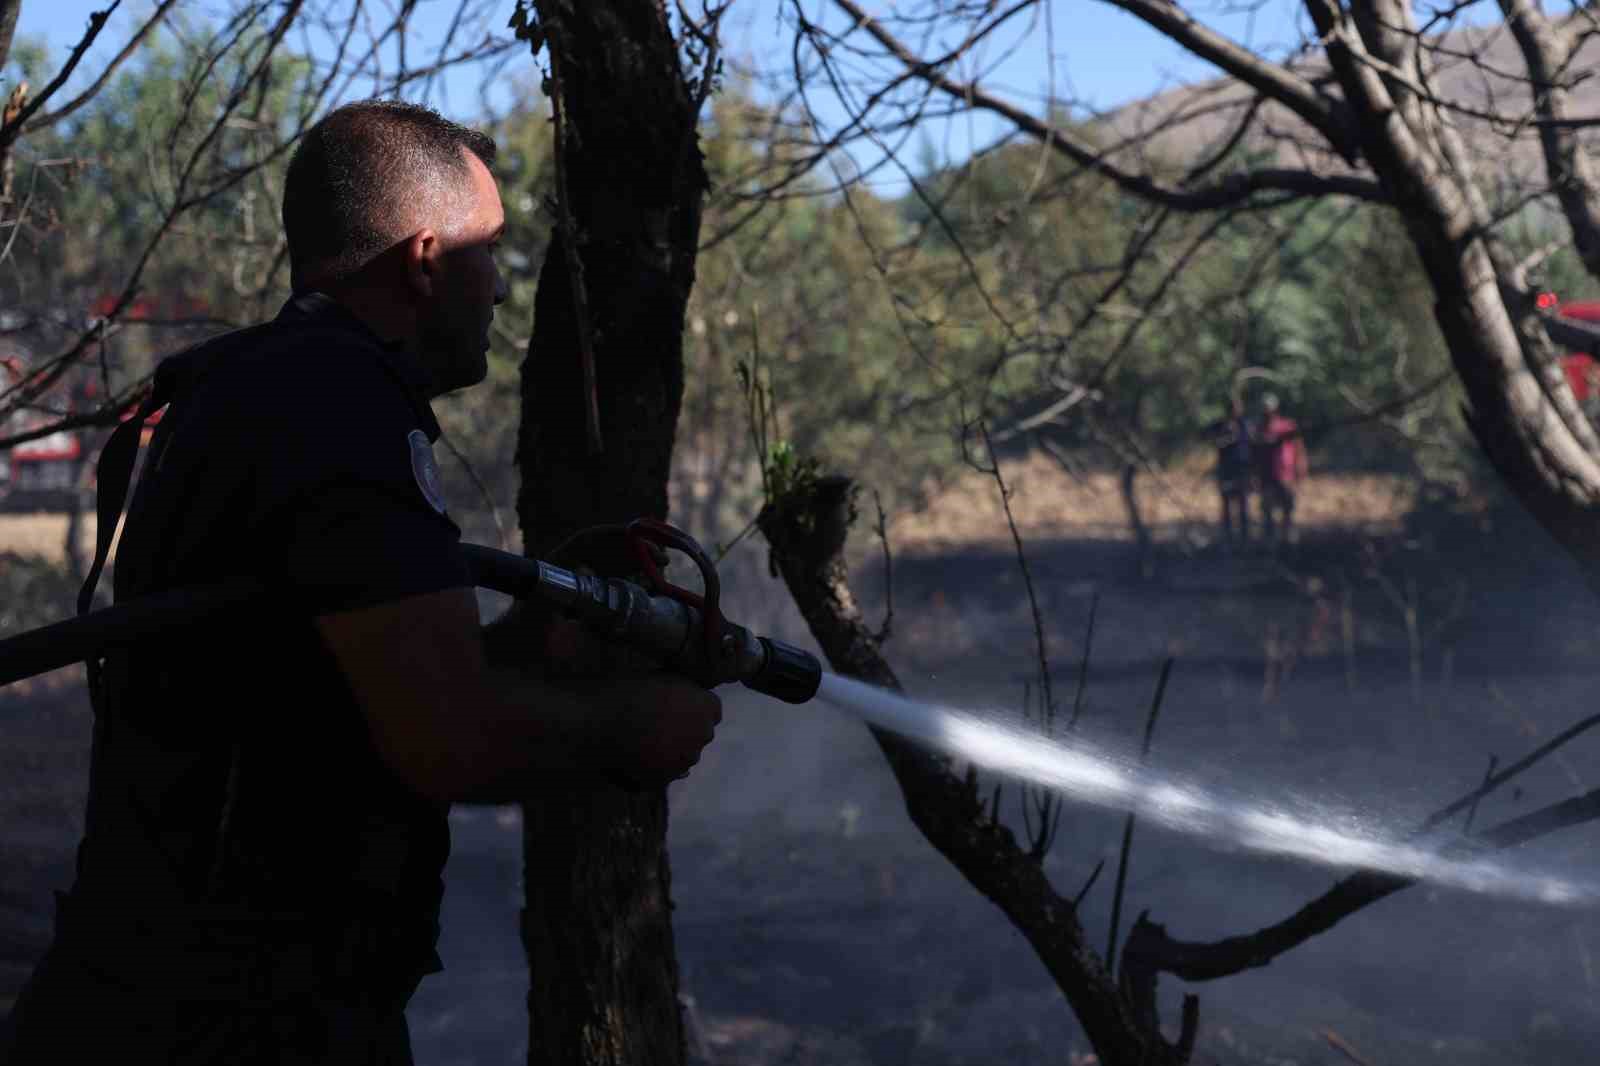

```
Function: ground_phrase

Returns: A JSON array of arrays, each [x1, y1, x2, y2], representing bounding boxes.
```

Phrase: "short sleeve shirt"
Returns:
[[73, 293, 468, 933]]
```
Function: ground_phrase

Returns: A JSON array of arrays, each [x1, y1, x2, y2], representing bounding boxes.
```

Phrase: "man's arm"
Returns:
[[315, 587, 721, 803]]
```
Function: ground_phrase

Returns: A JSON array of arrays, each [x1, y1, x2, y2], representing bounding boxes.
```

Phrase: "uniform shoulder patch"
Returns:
[[407, 429, 447, 515]]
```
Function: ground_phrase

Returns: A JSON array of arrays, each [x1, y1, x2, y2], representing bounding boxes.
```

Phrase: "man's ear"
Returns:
[[404, 228, 441, 299]]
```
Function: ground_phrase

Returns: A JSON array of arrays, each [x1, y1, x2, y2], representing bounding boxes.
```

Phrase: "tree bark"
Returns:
[[1308, 0, 1600, 591], [0, 0, 19, 76], [512, 3, 707, 1064]]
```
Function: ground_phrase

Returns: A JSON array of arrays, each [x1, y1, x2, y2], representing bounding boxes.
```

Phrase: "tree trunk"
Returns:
[[512, 2, 707, 1063], [1306, 0, 1600, 591], [1118, 463, 1151, 578], [0, 1, 18, 82]]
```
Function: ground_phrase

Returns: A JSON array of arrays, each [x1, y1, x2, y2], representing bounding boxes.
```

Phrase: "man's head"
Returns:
[[1262, 392, 1280, 414], [283, 100, 507, 396]]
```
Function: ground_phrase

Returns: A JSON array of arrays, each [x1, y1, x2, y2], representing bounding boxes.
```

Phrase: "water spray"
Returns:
[[2, 515, 1590, 904], [815, 673, 1595, 906]]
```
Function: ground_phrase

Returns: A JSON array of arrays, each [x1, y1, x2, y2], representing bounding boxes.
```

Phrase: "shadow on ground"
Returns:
[[5, 501, 1600, 1065]]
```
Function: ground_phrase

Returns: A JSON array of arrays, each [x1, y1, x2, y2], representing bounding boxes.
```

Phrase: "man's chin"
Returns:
[[461, 347, 490, 390], [430, 355, 489, 398]]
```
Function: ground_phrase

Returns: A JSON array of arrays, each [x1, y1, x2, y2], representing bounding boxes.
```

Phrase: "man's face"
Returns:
[[415, 149, 508, 396]]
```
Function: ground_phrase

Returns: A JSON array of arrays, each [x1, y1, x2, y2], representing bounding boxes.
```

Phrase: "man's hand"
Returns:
[[586, 674, 723, 789], [540, 616, 665, 679], [318, 587, 723, 802]]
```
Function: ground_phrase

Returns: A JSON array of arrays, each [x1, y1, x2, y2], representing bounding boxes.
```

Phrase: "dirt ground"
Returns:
[[4, 462, 1599, 1066]]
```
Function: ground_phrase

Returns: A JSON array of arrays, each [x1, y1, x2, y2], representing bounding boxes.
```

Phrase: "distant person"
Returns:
[[1208, 396, 1254, 547], [1257, 393, 1309, 548]]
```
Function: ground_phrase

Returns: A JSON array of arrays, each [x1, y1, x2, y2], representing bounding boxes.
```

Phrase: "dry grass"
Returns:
[[0, 451, 1420, 569], [0, 455, 1419, 568], [886, 450, 1417, 553], [0, 514, 111, 567]]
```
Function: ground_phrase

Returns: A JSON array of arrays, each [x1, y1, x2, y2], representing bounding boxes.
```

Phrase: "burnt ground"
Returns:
[[6, 500, 1600, 1065]]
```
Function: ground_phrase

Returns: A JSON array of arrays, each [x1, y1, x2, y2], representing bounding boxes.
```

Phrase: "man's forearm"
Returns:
[[441, 668, 618, 803]]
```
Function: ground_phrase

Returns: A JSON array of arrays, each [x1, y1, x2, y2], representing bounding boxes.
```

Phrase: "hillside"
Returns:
[[1096, 16, 1600, 200]]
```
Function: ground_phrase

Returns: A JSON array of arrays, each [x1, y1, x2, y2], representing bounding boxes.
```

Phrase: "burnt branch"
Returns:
[[1107, 657, 1173, 977], [1122, 722, 1600, 988], [759, 473, 1192, 1066]]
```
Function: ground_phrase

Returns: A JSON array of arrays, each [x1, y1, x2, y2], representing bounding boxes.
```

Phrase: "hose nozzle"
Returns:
[[748, 637, 822, 704]]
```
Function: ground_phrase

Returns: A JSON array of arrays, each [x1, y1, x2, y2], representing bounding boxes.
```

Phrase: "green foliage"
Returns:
[[3, 24, 312, 390], [4, 26, 1509, 548], [762, 440, 822, 505]]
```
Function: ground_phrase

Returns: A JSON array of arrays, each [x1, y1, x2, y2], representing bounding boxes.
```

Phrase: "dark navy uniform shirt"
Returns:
[[72, 292, 470, 940]]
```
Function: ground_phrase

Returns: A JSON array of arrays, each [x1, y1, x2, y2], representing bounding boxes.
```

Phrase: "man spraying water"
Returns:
[[0, 100, 725, 1065]]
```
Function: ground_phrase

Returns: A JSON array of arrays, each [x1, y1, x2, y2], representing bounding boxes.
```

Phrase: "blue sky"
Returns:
[[9, 0, 1312, 194]]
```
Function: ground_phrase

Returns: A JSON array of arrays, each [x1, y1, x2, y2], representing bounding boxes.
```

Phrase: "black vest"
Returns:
[[63, 300, 448, 998]]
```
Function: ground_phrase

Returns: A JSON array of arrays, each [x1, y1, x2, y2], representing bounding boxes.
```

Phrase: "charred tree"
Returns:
[[509, 2, 708, 1064], [757, 474, 1195, 1066]]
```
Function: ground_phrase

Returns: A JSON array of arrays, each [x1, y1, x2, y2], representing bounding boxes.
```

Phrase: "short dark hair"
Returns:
[[282, 99, 497, 290]]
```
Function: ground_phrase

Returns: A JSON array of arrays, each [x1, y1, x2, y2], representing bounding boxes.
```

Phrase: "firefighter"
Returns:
[[0, 100, 722, 1064], [1208, 395, 1254, 548], [1256, 393, 1310, 549]]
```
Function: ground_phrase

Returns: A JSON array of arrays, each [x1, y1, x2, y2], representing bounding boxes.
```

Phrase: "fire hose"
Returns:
[[0, 518, 821, 704]]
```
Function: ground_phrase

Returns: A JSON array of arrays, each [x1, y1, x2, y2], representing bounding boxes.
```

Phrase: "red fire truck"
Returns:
[[0, 294, 188, 511], [1547, 294, 1600, 408], [0, 353, 92, 510]]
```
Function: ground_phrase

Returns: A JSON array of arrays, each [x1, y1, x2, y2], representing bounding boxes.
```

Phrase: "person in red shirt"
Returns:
[[1257, 393, 1309, 549]]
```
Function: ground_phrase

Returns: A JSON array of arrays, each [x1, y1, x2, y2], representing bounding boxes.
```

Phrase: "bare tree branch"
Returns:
[[1497, 0, 1600, 282], [23, 0, 181, 132], [0, 3, 121, 153], [826, 0, 1388, 211], [1096, 0, 1361, 161], [1123, 708, 1600, 988], [0, 0, 20, 75]]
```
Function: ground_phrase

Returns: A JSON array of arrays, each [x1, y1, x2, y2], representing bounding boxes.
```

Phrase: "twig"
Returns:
[[1489, 682, 1589, 793], [1069, 590, 1098, 729], [1298, 370, 1454, 446], [1413, 711, 1600, 839], [1073, 858, 1106, 909], [872, 487, 893, 644], [1130, 775, 1600, 987], [0, 3, 118, 150], [23, 0, 179, 132], [977, 420, 1059, 858], [1107, 656, 1174, 973], [1463, 753, 1498, 835], [1321, 1028, 1374, 1066], [712, 512, 760, 564], [1472, 785, 1600, 851]]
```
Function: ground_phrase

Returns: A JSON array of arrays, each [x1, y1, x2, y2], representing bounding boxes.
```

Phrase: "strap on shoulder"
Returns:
[[77, 379, 172, 618], [75, 314, 379, 619]]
